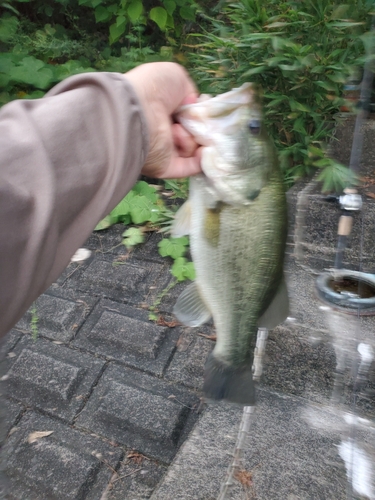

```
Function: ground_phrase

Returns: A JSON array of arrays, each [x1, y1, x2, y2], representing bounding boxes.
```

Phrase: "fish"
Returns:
[[172, 83, 289, 405]]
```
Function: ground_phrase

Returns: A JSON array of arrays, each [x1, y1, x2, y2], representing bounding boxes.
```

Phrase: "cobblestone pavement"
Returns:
[[1, 227, 208, 499]]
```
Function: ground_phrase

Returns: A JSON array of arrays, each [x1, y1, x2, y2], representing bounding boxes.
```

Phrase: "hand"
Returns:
[[124, 62, 202, 179]]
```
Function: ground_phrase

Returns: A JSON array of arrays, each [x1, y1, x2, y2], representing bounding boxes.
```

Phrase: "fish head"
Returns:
[[177, 83, 271, 171], [176, 83, 275, 203]]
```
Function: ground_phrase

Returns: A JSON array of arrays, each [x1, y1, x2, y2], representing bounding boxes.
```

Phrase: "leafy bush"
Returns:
[[0, 0, 198, 104], [96, 181, 195, 281], [187, 0, 374, 189]]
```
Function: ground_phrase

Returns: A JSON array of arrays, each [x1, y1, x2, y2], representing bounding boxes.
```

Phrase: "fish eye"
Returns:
[[248, 119, 261, 135]]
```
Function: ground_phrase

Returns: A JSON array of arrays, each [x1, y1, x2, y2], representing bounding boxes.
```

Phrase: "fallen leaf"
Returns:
[[234, 469, 253, 487], [156, 316, 180, 327], [197, 333, 217, 341], [365, 191, 375, 199], [126, 451, 147, 464], [28, 431, 54, 444]]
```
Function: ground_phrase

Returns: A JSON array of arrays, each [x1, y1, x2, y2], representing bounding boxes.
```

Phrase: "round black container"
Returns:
[[315, 270, 375, 315]]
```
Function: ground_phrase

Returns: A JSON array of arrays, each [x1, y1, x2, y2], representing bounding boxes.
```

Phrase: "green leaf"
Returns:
[[292, 116, 306, 135], [116, 15, 126, 28], [313, 158, 331, 168], [171, 257, 195, 281], [128, 195, 154, 224], [110, 197, 132, 218], [150, 7, 168, 30], [109, 22, 126, 44], [308, 145, 324, 158], [44, 5, 53, 16], [95, 215, 117, 231], [0, 16, 18, 43], [315, 80, 337, 92], [54, 60, 94, 81], [10, 57, 54, 89], [163, 0, 176, 16], [158, 236, 189, 259], [95, 6, 111, 23], [127, 1, 143, 23], [242, 65, 267, 77], [327, 72, 346, 83], [122, 227, 145, 248], [132, 181, 158, 201], [179, 6, 195, 21]]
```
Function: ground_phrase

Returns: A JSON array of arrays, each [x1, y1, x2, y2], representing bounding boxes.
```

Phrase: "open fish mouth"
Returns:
[[176, 83, 260, 147]]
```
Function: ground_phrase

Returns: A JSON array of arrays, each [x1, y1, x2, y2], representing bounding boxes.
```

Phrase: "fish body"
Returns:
[[172, 84, 288, 405]]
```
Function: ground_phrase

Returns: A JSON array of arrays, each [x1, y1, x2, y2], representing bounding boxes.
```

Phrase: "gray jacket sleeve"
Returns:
[[0, 72, 149, 339]]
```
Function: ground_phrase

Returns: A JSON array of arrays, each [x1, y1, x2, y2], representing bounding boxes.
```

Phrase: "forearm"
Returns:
[[0, 72, 148, 339]]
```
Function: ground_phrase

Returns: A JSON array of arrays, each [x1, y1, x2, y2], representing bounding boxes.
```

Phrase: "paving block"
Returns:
[[262, 324, 336, 404], [85, 227, 165, 264], [69, 257, 170, 306], [106, 456, 166, 500], [4, 411, 122, 500], [154, 280, 194, 315], [1, 331, 22, 394], [73, 299, 179, 376], [16, 291, 97, 342], [54, 260, 89, 287], [150, 390, 368, 500], [5, 336, 104, 422], [76, 364, 199, 463], [165, 327, 215, 390], [2, 399, 23, 438], [1, 331, 23, 450]]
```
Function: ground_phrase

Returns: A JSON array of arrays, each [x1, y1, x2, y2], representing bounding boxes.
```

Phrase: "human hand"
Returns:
[[124, 62, 202, 179]]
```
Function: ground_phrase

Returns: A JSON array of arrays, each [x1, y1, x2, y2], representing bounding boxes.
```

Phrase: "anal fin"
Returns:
[[173, 282, 212, 327]]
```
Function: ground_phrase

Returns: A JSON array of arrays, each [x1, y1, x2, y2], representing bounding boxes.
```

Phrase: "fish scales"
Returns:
[[190, 171, 286, 367]]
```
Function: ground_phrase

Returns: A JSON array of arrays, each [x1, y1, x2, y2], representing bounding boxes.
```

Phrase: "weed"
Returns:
[[30, 302, 38, 341]]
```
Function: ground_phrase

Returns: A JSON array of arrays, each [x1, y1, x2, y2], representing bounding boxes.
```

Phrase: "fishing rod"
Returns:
[[333, 18, 375, 271]]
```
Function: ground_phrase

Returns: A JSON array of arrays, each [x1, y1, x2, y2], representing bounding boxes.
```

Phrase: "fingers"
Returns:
[[172, 123, 197, 158], [125, 62, 202, 180], [125, 62, 198, 114], [160, 148, 203, 179]]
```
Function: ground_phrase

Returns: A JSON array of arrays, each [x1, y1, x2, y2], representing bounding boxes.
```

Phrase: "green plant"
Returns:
[[0, 0, 201, 105], [148, 279, 177, 320], [186, 0, 373, 191], [158, 236, 195, 281], [96, 180, 196, 280], [76, 0, 199, 44], [30, 302, 38, 341]]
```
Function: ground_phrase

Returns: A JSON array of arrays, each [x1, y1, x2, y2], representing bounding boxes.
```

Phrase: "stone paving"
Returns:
[[1, 117, 375, 499]]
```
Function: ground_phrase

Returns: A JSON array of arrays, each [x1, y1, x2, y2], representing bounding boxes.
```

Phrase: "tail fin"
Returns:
[[203, 354, 255, 405]]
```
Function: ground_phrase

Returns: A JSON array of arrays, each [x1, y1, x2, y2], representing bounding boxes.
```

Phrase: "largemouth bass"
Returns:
[[172, 83, 289, 405]]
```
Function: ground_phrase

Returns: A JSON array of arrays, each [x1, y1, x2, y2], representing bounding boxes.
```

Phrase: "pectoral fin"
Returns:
[[258, 275, 289, 329], [171, 201, 191, 237], [173, 282, 212, 327]]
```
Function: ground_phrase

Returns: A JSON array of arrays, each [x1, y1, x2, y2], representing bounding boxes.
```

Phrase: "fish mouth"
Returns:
[[177, 82, 256, 114]]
